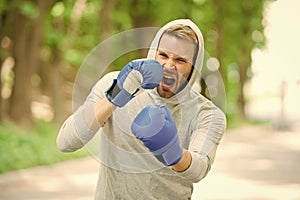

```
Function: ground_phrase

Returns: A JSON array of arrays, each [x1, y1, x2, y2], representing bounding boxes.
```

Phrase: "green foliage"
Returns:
[[64, 49, 83, 66], [20, 1, 39, 19], [50, 1, 64, 17], [112, 9, 132, 30], [0, 0, 7, 14], [43, 0, 104, 69], [0, 121, 88, 174], [0, 0, 271, 171], [226, 113, 268, 130]]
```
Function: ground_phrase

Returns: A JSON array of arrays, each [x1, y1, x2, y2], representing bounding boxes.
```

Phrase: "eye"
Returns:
[[177, 58, 187, 63], [159, 52, 168, 58]]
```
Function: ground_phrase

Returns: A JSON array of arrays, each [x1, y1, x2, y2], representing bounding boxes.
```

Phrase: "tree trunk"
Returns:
[[100, 0, 115, 40], [130, 0, 155, 58], [9, 7, 33, 127], [237, 45, 250, 118], [236, 3, 254, 119], [9, 0, 54, 127], [213, 0, 226, 82], [0, 5, 12, 122], [50, 49, 66, 125], [238, 64, 246, 117], [0, 15, 3, 122], [0, 50, 3, 122]]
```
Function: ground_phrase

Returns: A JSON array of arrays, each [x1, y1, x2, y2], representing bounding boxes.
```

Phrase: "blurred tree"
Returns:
[[0, 0, 9, 121], [42, 0, 98, 124], [6, 0, 56, 127], [0, 0, 269, 128], [43, 0, 80, 124], [100, 0, 115, 40], [192, 0, 268, 120], [224, 0, 267, 119]]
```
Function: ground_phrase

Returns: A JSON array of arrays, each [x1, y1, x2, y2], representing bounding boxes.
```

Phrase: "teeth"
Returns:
[[163, 76, 175, 86]]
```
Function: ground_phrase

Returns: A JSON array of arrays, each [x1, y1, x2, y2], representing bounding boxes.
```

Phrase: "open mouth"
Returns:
[[160, 68, 178, 92], [163, 75, 176, 86], [160, 74, 177, 92]]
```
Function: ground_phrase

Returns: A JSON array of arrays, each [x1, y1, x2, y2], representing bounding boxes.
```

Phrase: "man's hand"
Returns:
[[131, 104, 183, 166], [106, 59, 163, 107]]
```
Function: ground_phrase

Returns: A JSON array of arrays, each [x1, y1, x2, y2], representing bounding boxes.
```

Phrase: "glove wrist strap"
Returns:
[[154, 137, 183, 166], [106, 79, 133, 107]]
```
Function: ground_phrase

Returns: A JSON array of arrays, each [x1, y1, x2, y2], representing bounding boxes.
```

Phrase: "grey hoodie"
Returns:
[[57, 19, 226, 200]]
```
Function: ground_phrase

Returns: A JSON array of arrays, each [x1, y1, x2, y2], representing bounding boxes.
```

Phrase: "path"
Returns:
[[192, 125, 300, 200], [1, 125, 300, 200]]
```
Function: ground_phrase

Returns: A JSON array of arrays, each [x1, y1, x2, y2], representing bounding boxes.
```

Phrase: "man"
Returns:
[[57, 19, 226, 199]]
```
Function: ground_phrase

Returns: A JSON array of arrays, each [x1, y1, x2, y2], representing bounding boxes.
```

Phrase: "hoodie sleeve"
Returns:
[[174, 102, 226, 183], [56, 72, 118, 152]]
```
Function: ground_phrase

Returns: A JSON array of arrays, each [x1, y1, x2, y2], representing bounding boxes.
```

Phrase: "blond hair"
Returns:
[[163, 24, 199, 45]]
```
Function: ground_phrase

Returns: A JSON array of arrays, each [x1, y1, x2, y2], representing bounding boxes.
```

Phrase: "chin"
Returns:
[[157, 85, 176, 98]]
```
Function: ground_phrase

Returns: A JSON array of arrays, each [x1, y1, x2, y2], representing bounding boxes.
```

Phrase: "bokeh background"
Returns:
[[0, 0, 299, 199]]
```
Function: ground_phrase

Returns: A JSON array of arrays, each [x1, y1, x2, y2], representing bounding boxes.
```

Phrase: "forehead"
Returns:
[[158, 34, 196, 62]]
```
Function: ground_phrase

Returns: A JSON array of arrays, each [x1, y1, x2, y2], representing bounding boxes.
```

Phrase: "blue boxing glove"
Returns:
[[131, 104, 183, 166], [106, 59, 163, 107]]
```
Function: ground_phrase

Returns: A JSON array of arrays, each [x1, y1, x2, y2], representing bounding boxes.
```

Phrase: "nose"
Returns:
[[163, 59, 176, 70]]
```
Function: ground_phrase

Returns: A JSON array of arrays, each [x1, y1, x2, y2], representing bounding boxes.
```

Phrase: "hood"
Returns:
[[147, 19, 204, 90]]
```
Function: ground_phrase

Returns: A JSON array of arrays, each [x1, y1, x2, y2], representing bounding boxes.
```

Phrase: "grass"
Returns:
[[0, 115, 269, 174], [226, 114, 270, 130], [0, 121, 89, 174]]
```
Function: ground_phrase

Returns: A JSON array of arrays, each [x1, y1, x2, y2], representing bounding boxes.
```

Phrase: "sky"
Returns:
[[247, 0, 300, 122]]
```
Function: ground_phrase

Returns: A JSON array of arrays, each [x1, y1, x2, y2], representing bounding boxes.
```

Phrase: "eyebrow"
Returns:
[[157, 49, 190, 61]]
